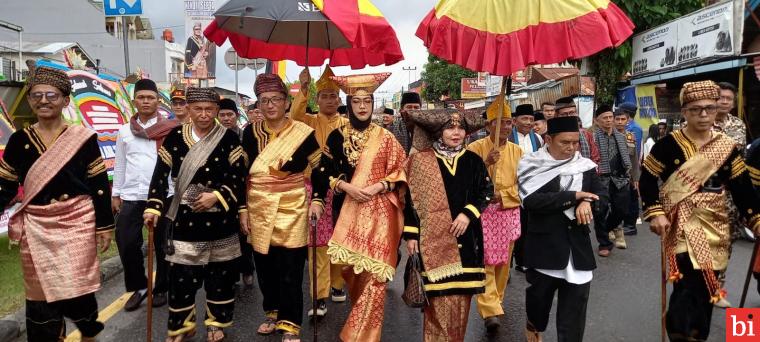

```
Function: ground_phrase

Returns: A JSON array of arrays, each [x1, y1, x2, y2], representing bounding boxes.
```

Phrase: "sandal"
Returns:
[[207, 326, 225, 342], [257, 317, 277, 335], [282, 332, 301, 342], [165, 328, 197, 342]]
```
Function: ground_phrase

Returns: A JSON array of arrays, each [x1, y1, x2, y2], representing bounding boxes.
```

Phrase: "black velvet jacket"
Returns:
[[145, 124, 247, 242], [0, 126, 114, 231], [403, 149, 493, 297]]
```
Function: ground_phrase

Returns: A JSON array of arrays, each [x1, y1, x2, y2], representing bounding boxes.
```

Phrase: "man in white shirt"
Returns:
[[509, 104, 543, 153], [112, 79, 178, 312], [517, 117, 606, 342]]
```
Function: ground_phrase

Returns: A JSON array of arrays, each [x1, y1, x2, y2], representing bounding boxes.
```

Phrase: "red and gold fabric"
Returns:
[[327, 128, 407, 283], [340, 268, 388, 342], [423, 294, 472, 342], [416, 0, 634, 75]]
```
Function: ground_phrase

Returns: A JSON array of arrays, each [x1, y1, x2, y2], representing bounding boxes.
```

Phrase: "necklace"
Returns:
[[343, 124, 375, 167]]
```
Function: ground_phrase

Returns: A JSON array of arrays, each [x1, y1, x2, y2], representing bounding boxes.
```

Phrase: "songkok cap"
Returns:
[[186, 87, 220, 104], [485, 94, 511, 122], [554, 96, 576, 110], [218, 98, 238, 113], [316, 66, 340, 94], [337, 105, 347, 115], [255, 73, 287, 97], [615, 102, 638, 116], [170, 89, 186, 100], [514, 104, 534, 117], [134, 78, 158, 94], [533, 111, 546, 121], [400, 92, 422, 107], [383, 108, 394, 115], [408, 108, 485, 150], [29, 66, 71, 96], [680, 80, 720, 106], [331, 73, 391, 96], [547, 117, 580, 135], [594, 105, 613, 118]]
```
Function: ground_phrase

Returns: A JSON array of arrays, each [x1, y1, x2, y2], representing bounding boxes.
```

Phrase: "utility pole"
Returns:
[[402, 66, 417, 92], [122, 16, 131, 76]]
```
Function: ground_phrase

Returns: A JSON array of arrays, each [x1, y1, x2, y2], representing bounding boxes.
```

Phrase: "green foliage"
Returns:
[[592, 0, 705, 104], [420, 55, 477, 103]]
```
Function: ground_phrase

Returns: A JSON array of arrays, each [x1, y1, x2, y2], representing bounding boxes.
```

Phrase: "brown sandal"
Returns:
[[257, 317, 277, 335], [165, 328, 196, 342]]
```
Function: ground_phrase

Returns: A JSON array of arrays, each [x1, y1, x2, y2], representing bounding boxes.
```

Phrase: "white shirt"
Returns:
[[516, 131, 543, 153], [113, 117, 173, 201], [536, 251, 593, 285]]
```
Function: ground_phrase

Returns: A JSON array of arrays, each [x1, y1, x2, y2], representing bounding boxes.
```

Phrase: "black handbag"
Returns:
[[402, 253, 428, 308]]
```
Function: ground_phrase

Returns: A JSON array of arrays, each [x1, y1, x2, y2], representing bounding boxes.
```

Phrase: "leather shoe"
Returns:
[[124, 291, 146, 312], [152, 292, 167, 307], [514, 265, 528, 273]]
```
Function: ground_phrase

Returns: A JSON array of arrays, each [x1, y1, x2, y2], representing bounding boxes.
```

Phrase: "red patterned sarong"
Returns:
[[18, 195, 100, 301], [305, 181, 334, 247], [481, 204, 521, 266]]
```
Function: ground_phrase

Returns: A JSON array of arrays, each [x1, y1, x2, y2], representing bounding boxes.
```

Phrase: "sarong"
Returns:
[[305, 181, 334, 247], [18, 195, 100, 301], [481, 204, 521, 265], [340, 269, 387, 342], [423, 294, 472, 342]]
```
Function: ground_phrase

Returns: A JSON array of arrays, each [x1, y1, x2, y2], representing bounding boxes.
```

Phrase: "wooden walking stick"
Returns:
[[146, 224, 155, 342], [740, 240, 760, 308], [660, 236, 667, 342], [310, 216, 318, 341]]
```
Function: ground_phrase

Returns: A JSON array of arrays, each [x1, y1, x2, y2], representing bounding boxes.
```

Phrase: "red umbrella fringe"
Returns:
[[204, 17, 403, 69], [416, 2, 634, 76]]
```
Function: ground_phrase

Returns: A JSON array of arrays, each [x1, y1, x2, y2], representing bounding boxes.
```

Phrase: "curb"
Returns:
[[0, 255, 124, 341]]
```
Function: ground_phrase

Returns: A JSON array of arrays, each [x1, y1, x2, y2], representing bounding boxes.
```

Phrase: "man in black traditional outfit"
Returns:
[[143, 87, 247, 342]]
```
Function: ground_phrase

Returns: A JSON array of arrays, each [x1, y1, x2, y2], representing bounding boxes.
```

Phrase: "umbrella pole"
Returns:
[[146, 225, 154, 342], [492, 76, 511, 148], [305, 21, 318, 342]]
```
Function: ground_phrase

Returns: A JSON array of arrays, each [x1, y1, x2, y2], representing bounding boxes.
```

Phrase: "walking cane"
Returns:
[[310, 216, 318, 341], [146, 224, 155, 342], [740, 240, 760, 308], [660, 236, 667, 342]]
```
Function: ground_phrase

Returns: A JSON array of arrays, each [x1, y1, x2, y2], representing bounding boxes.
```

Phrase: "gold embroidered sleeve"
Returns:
[[730, 156, 747, 180], [0, 158, 17, 182], [87, 156, 107, 178], [642, 155, 665, 178], [158, 146, 172, 168]]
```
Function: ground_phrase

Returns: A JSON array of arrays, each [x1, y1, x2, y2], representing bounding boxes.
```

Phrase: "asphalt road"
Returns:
[[25, 223, 760, 341]]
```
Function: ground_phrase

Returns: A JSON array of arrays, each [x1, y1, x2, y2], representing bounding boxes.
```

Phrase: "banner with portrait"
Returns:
[[184, 0, 217, 80]]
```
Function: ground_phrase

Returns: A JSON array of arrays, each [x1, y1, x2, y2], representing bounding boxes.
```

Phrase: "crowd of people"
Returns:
[[5, 63, 760, 342]]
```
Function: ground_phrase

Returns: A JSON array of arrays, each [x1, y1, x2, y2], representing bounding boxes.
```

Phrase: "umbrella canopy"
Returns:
[[205, 0, 403, 69], [416, 0, 635, 76]]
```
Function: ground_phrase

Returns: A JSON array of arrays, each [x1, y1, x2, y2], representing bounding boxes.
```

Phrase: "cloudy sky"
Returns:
[[142, 0, 438, 103]]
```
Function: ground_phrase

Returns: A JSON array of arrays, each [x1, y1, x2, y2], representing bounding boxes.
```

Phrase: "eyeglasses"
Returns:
[[684, 105, 718, 116], [29, 91, 62, 102], [172, 100, 187, 106], [259, 97, 286, 106]]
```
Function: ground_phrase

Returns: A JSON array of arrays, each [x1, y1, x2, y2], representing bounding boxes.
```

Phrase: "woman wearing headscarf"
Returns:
[[403, 109, 492, 342], [310, 73, 407, 342]]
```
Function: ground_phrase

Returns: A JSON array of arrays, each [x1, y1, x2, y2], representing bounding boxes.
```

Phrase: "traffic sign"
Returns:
[[104, 0, 143, 17]]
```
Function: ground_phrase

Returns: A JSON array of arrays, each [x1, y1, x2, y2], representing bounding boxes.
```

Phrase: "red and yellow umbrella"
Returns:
[[416, 0, 635, 76]]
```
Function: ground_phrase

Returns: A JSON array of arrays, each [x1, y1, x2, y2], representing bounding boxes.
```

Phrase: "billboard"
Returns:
[[631, 0, 743, 76], [184, 0, 217, 80], [461, 78, 486, 99]]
